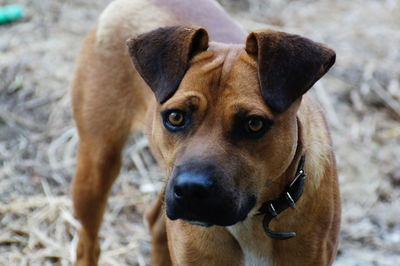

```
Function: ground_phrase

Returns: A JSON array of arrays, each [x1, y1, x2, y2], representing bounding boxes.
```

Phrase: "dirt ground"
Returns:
[[0, 0, 399, 265]]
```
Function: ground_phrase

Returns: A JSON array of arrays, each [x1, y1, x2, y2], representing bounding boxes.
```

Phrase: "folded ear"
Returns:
[[127, 26, 209, 103], [246, 30, 335, 113]]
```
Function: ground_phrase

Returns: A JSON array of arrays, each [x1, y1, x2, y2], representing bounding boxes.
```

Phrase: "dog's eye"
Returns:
[[244, 115, 270, 138], [168, 111, 184, 126], [162, 109, 189, 132], [247, 118, 263, 132]]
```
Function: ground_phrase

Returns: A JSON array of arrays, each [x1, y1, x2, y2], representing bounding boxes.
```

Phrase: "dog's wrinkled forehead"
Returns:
[[165, 43, 269, 114], [189, 42, 244, 76]]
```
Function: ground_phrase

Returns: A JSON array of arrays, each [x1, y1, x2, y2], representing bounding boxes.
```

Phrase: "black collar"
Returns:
[[256, 155, 307, 240]]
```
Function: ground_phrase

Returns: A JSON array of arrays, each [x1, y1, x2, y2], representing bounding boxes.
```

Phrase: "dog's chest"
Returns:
[[241, 250, 272, 266], [227, 223, 273, 266]]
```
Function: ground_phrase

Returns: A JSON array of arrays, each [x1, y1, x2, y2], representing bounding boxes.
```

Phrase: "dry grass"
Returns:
[[0, 0, 399, 265]]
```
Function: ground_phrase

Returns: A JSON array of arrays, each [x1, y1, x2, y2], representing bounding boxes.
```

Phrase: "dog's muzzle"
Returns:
[[165, 162, 256, 227]]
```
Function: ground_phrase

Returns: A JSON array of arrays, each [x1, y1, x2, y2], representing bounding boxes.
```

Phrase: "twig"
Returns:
[[0, 106, 43, 132], [372, 80, 400, 120]]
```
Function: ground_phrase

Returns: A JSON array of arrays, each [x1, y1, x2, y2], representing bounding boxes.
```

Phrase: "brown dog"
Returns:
[[71, 0, 341, 265]]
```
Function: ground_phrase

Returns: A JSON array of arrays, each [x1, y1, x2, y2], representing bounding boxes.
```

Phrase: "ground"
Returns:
[[0, 0, 399, 265]]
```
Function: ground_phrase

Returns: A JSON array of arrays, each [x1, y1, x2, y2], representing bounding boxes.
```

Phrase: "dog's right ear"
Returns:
[[127, 26, 209, 103]]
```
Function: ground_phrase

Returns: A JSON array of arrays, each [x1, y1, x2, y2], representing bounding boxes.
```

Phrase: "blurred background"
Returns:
[[0, 0, 399, 265]]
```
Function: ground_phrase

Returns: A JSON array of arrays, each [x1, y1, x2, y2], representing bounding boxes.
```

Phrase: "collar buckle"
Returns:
[[285, 192, 296, 209], [268, 203, 278, 219]]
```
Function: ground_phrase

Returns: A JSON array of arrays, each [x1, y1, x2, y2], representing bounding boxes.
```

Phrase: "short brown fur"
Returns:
[[71, 0, 340, 265]]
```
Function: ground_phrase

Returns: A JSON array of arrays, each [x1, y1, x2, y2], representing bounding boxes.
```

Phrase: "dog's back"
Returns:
[[97, 0, 245, 49]]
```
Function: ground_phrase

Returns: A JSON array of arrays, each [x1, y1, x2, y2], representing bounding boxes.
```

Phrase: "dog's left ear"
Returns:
[[246, 30, 335, 113], [127, 26, 209, 103]]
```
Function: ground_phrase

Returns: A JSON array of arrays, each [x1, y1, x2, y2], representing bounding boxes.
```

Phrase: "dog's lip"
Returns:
[[184, 220, 213, 227]]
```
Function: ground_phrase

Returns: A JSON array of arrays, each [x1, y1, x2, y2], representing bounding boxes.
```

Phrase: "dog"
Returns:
[[71, 0, 341, 265]]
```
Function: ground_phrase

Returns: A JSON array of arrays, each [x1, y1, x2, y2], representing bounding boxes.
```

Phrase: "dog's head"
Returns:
[[127, 26, 335, 227]]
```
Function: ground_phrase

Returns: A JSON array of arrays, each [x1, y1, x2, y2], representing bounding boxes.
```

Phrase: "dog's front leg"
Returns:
[[146, 192, 173, 266], [72, 136, 127, 266]]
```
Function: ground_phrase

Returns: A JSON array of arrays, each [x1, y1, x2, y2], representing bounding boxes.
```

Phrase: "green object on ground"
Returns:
[[0, 5, 24, 24]]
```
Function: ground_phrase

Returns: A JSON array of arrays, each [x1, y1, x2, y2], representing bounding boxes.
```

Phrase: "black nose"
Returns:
[[173, 172, 215, 201]]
